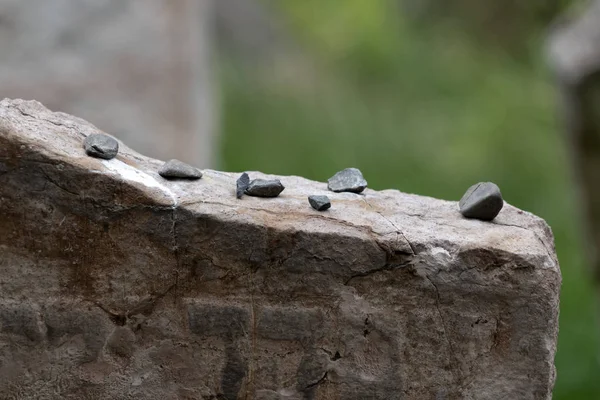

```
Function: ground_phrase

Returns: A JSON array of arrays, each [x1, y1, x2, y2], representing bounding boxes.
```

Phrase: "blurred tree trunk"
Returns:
[[549, 0, 600, 282]]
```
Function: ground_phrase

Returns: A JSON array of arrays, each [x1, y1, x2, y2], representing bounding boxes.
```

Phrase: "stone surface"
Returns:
[[0, 0, 216, 167], [245, 178, 285, 197], [158, 159, 203, 180], [459, 182, 504, 221], [83, 133, 119, 160], [308, 195, 331, 211], [327, 168, 368, 193], [237, 172, 251, 199], [0, 99, 561, 399]]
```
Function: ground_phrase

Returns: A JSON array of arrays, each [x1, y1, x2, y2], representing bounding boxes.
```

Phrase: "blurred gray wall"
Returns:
[[0, 0, 216, 167]]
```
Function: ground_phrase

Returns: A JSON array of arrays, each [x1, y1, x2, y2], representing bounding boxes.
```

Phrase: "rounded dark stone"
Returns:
[[83, 133, 119, 160], [236, 172, 250, 199], [308, 195, 331, 211], [245, 179, 285, 198], [459, 182, 503, 221], [158, 159, 202, 180], [327, 168, 367, 193]]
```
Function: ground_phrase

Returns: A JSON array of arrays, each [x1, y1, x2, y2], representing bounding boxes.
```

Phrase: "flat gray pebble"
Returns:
[[236, 172, 250, 199], [327, 168, 367, 193], [158, 159, 202, 179], [459, 182, 503, 221], [308, 195, 331, 211], [245, 179, 285, 198], [83, 133, 119, 160]]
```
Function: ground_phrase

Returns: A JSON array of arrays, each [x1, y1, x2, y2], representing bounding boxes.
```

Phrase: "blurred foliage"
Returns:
[[405, 0, 579, 54], [219, 0, 600, 397]]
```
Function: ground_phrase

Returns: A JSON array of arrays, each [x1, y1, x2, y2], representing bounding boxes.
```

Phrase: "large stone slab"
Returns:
[[0, 99, 560, 399]]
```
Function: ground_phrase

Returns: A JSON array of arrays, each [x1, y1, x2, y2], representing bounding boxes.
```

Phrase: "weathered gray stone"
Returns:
[[0, 99, 560, 399], [83, 133, 119, 160], [459, 182, 504, 221], [327, 168, 367, 193], [0, 302, 46, 343], [237, 172, 250, 199], [158, 159, 202, 180], [188, 302, 250, 338], [245, 178, 285, 197], [257, 307, 324, 342], [308, 195, 331, 211], [105, 326, 136, 358]]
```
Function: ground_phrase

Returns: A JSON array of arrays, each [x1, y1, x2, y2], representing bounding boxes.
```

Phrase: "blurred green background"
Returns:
[[218, 1, 599, 397]]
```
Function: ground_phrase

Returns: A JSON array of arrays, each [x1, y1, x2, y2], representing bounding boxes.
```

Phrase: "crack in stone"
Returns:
[[425, 274, 460, 385], [11, 104, 87, 137], [382, 215, 417, 256], [126, 283, 177, 317], [494, 222, 555, 264], [92, 301, 126, 326], [302, 248, 341, 265], [344, 260, 413, 285], [246, 269, 258, 399], [305, 372, 328, 390], [319, 347, 335, 359], [193, 256, 232, 283], [170, 204, 181, 287], [267, 246, 294, 269], [40, 170, 80, 197], [92, 203, 175, 214], [362, 197, 417, 256], [91, 282, 177, 325]]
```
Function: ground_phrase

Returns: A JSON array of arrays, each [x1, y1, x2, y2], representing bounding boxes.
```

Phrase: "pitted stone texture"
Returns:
[[188, 302, 251, 338], [0, 99, 560, 399], [257, 306, 324, 342]]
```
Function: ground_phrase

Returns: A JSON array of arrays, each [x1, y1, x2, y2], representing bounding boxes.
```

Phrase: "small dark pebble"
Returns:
[[83, 133, 119, 160], [327, 168, 367, 193], [158, 159, 202, 180], [459, 182, 503, 221], [308, 195, 331, 211], [245, 179, 285, 198], [236, 172, 250, 199]]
